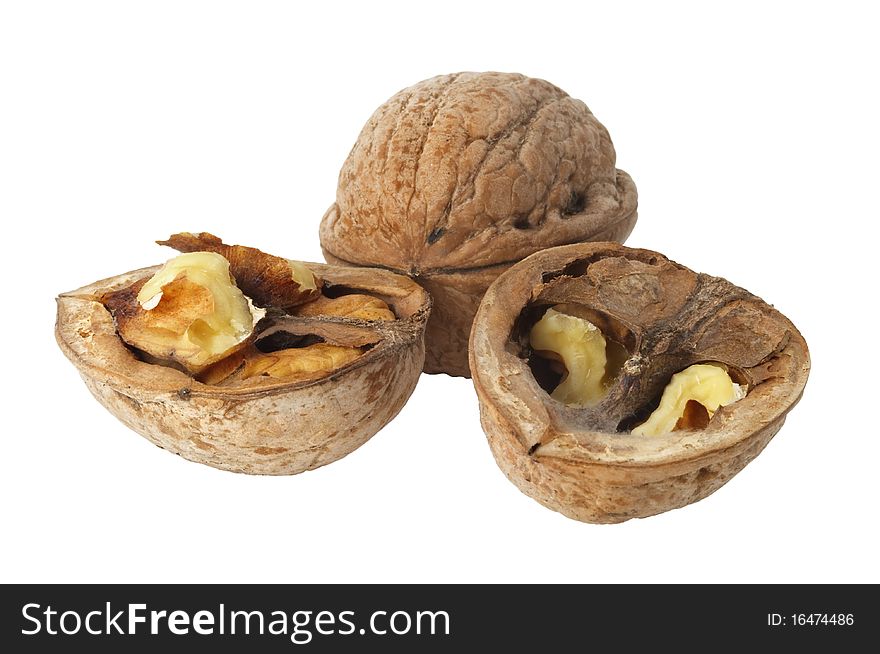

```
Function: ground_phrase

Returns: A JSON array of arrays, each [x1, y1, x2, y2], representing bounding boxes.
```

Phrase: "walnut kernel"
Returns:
[[103, 252, 261, 374], [631, 364, 746, 436], [529, 308, 609, 407]]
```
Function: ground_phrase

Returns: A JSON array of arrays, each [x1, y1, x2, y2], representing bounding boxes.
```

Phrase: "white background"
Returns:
[[1, 1, 877, 583]]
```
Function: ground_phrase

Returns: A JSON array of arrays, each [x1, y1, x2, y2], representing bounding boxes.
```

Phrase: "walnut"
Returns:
[[55, 241, 431, 476], [320, 72, 638, 377], [470, 243, 810, 523]]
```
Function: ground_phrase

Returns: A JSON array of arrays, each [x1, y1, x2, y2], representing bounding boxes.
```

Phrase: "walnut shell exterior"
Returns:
[[56, 263, 430, 475], [321, 72, 638, 377], [470, 243, 810, 523]]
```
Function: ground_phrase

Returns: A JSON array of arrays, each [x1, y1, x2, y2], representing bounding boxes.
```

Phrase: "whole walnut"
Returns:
[[320, 72, 638, 376]]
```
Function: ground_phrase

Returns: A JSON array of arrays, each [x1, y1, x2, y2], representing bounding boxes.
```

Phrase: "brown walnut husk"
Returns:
[[470, 243, 810, 523], [56, 263, 430, 475], [321, 72, 638, 377]]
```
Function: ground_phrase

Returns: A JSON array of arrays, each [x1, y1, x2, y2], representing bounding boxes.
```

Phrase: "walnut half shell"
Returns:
[[56, 263, 430, 475], [321, 72, 638, 377], [470, 243, 809, 523]]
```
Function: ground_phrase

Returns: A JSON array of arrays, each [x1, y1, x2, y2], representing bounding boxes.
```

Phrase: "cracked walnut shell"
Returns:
[[56, 263, 430, 475], [321, 72, 638, 377], [470, 243, 809, 523]]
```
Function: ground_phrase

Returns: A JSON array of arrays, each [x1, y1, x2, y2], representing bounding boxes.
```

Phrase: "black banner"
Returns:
[[0, 584, 870, 651]]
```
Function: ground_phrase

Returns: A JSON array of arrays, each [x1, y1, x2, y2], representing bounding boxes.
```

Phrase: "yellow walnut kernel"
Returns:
[[156, 232, 323, 309], [289, 260, 318, 292], [632, 363, 746, 436], [530, 307, 610, 406], [125, 252, 262, 372], [240, 343, 363, 380], [292, 294, 395, 321]]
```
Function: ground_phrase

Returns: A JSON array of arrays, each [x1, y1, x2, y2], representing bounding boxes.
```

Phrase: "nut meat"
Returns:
[[321, 72, 638, 377], [158, 232, 321, 309], [470, 243, 810, 523]]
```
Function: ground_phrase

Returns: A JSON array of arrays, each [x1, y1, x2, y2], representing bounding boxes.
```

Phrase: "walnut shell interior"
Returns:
[[470, 243, 810, 523], [56, 263, 430, 475], [321, 72, 638, 377]]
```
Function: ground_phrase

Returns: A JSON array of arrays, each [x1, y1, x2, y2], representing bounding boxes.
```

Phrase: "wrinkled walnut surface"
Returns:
[[321, 72, 637, 377], [322, 72, 637, 272], [470, 243, 810, 523], [56, 263, 430, 475]]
